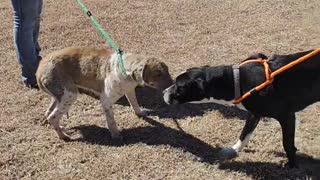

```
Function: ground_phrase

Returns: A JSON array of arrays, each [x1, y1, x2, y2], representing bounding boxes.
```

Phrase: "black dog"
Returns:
[[163, 49, 320, 168]]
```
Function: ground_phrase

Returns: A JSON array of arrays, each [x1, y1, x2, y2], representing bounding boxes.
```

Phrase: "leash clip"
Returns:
[[86, 11, 92, 17], [116, 48, 123, 56], [116, 48, 127, 77]]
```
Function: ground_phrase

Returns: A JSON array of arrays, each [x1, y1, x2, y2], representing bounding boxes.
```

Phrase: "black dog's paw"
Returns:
[[219, 148, 238, 160], [283, 161, 299, 169]]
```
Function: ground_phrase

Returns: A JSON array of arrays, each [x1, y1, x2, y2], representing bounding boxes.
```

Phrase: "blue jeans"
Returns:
[[11, 0, 43, 85]]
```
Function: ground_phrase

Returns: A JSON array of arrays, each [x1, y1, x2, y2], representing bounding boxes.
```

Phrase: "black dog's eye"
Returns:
[[176, 86, 184, 96]]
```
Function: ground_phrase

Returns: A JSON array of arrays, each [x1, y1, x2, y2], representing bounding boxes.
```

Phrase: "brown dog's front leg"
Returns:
[[100, 95, 121, 141], [125, 89, 147, 117]]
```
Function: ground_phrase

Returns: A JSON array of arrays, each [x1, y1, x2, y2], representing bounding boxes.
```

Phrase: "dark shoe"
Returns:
[[22, 75, 39, 90], [23, 81, 39, 90]]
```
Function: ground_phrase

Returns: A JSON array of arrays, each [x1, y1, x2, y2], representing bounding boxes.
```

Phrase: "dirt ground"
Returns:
[[1, 0, 320, 179]]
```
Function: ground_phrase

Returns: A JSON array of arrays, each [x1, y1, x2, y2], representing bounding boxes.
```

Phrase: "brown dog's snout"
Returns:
[[165, 76, 174, 87], [159, 76, 174, 91]]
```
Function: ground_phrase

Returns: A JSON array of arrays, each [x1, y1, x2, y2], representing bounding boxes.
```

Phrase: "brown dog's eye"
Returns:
[[155, 71, 162, 77]]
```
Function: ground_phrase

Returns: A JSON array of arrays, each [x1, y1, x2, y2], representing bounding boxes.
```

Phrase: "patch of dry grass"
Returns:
[[0, 0, 319, 179]]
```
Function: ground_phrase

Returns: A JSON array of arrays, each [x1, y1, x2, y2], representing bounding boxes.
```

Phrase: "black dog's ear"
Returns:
[[176, 72, 190, 86], [242, 53, 268, 63], [186, 65, 209, 72], [186, 67, 200, 72], [186, 67, 198, 72], [195, 78, 205, 90]]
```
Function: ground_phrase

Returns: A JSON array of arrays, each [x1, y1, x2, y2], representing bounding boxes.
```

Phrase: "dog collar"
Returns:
[[233, 58, 271, 104], [232, 65, 241, 100]]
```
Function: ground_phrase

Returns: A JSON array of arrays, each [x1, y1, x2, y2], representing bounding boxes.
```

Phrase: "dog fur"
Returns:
[[163, 49, 320, 167], [36, 47, 173, 141]]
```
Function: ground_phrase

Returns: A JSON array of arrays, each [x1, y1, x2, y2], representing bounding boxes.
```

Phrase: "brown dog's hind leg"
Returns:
[[45, 98, 57, 118], [47, 89, 77, 141], [41, 98, 57, 125]]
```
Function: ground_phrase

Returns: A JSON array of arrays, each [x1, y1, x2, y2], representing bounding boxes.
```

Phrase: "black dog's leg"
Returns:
[[278, 113, 297, 168], [234, 114, 261, 152], [219, 114, 260, 159]]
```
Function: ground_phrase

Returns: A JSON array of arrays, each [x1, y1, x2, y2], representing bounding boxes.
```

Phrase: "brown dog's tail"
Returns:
[[35, 57, 58, 98], [36, 57, 48, 92], [36, 72, 52, 97]]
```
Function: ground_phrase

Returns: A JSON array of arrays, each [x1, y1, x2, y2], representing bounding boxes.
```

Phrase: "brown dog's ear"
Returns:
[[140, 57, 159, 85], [130, 57, 160, 86], [131, 63, 146, 86]]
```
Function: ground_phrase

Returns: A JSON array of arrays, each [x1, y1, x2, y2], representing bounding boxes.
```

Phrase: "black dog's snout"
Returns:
[[163, 88, 168, 94]]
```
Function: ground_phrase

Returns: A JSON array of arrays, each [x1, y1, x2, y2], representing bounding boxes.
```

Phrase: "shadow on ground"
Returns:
[[72, 115, 319, 180], [149, 102, 249, 120], [77, 87, 319, 179], [218, 154, 320, 179], [117, 86, 250, 120], [116, 86, 166, 109], [72, 116, 222, 164]]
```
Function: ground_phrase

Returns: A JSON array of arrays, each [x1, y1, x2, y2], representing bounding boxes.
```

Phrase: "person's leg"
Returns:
[[33, 0, 43, 59], [11, 0, 43, 88]]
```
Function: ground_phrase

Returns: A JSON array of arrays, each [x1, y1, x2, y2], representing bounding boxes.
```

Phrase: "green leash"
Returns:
[[76, 0, 127, 76]]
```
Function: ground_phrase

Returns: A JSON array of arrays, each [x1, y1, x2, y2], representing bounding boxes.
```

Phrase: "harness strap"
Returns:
[[233, 58, 270, 104], [233, 48, 320, 104]]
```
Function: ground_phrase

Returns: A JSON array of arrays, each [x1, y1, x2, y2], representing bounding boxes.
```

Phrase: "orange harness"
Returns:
[[233, 48, 320, 104]]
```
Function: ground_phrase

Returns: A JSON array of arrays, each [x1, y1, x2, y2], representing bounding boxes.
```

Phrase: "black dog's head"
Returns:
[[163, 65, 232, 105], [163, 67, 210, 105]]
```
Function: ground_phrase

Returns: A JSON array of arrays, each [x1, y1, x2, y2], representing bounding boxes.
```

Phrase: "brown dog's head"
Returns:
[[127, 54, 173, 91], [142, 57, 173, 90]]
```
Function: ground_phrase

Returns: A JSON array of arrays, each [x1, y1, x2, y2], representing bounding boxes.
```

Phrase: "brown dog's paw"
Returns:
[[57, 128, 72, 141], [111, 135, 124, 146], [135, 108, 152, 117], [59, 134, 72, 142], [40, 116, 49, 126]]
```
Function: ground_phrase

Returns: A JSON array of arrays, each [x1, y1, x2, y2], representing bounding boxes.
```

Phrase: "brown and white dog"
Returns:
[[36, 47, 173, 141]]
